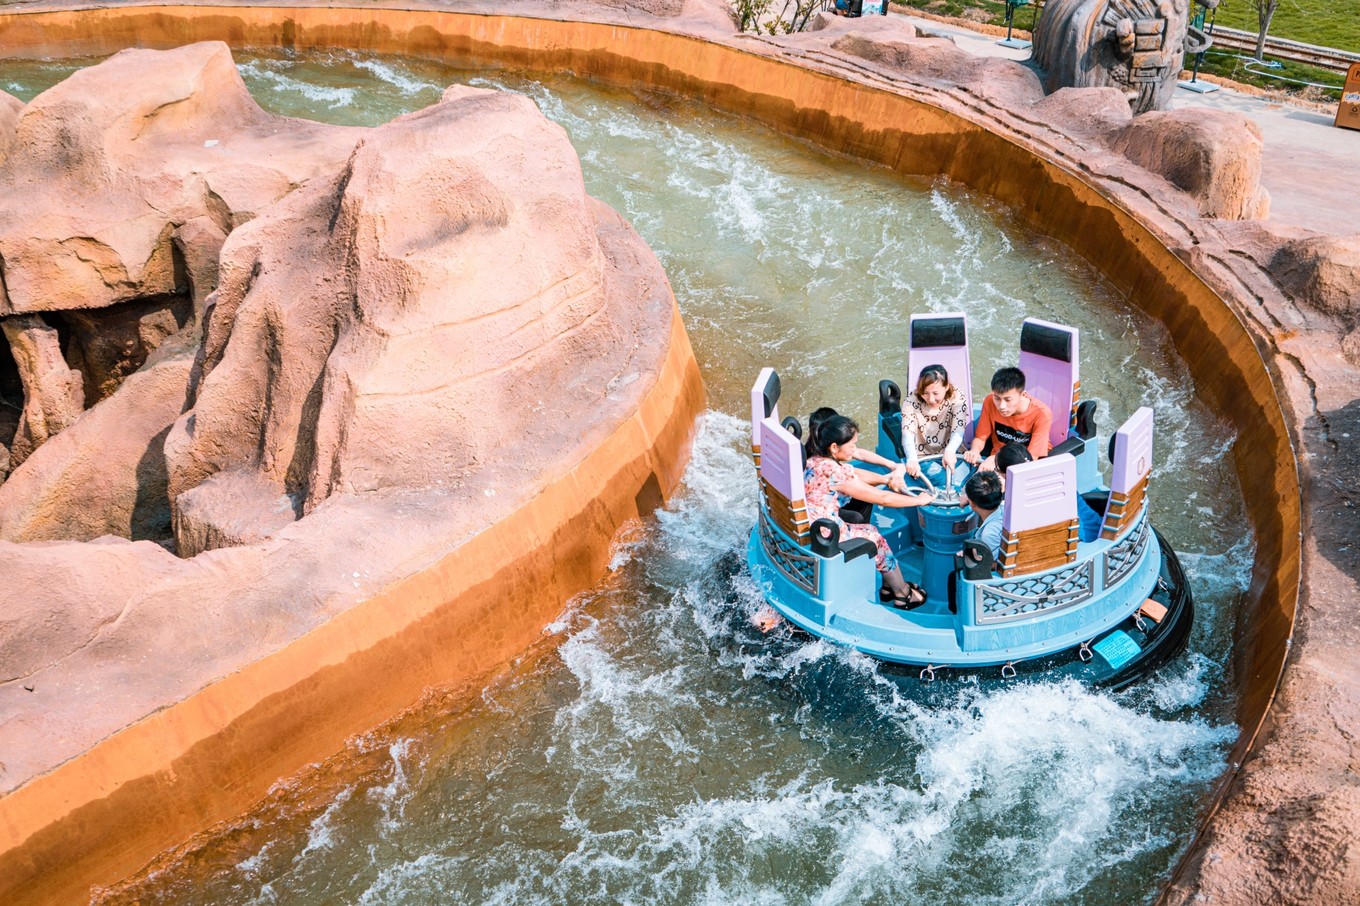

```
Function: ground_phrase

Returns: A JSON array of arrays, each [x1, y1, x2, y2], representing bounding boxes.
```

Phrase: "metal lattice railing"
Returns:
[[758, 508, 818, 595], [976, 559, 1095, 625], [1102, 517, 1150, 587]]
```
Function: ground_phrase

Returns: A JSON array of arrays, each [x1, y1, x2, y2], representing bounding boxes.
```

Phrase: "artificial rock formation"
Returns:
[[815, 16, 1267, 222], [0, 89, 21, 166], [0, 42, 363, 471], [0, 41, 698, 906], [167, 84, 631, 555], [0, 42, 360, 318], [1108, 108, 1270, 219], [1, 314, 84, 470], [0, 336, 193, 543]]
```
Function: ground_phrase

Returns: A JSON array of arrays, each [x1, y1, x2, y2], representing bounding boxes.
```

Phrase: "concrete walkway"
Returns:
[[902, 13, 1360, 237]]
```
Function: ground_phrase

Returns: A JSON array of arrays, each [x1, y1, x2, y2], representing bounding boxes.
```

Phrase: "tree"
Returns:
[[1247, 0, 1280, 62]]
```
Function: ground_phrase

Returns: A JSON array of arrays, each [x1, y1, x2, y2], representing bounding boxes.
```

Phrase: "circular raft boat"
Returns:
[[746, 315, 1193, 689]]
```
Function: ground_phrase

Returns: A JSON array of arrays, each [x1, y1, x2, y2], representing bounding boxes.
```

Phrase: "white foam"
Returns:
[[236, 60, 357, 108], [365, 738, 418, 834], [349, 55, 440, 96], [295, 786, 354, 862]]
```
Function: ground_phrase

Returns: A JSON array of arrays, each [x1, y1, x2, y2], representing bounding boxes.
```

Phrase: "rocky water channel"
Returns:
[[3, 50, 1254, 905]]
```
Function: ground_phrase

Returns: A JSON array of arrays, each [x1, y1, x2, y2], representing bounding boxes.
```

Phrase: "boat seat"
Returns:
[[750, 367, 782, 469], [757, 414, 810, 545], [839, 497, 873, 525], [997, 454, 1079, 578], [1082, 490, 1110, 515], [1017, 318, 1080, 449], [906, 312, 973, 443], [1102, 407, 1154, 540]]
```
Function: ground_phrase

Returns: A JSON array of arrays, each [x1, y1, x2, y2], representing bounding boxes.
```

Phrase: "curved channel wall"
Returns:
[[0, 6, 1299, 904]]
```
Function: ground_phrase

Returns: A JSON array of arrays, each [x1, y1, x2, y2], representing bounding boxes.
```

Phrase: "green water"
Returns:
[[3, 49, 1249, 906]]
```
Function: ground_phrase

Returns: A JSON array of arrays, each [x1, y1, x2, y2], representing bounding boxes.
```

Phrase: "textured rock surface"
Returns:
[[809, 16, 1266, 221], [1108, 109, 1269, 220], [0, 536, 183, 683], [167, 84, 629, 554], [0, 42, 363, 466], [1, 314, 84, 469], [0, 335, 193, 543], [832, 31, 1044, 105], [0, 89, 21, 166], [1269, 233, 1360, 322], [0, 40, 688, 818], [0, 42, 360, 318]]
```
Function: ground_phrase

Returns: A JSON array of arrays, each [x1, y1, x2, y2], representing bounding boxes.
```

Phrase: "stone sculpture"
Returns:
[[1033, 0, 1220, 114]]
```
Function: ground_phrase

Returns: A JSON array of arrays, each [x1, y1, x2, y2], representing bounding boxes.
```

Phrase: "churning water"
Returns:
[[1, 49, 1251, 904]]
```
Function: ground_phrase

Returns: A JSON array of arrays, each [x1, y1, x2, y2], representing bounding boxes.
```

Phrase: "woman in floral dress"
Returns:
[[803, 414, 933, 607]]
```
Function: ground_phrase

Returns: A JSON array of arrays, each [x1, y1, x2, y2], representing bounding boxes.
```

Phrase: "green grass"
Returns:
[[1204, 0, 1360, 54], [1190, 51, 1344, 99], [895, 0, 1360, 53]]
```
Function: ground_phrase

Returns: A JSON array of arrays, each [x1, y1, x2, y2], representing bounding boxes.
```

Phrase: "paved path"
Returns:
[[903, 14, 1360, 236]]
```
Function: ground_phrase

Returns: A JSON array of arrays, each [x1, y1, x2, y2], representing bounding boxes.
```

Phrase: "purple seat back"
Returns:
[[1002, 455, 1078, 534], [1102, 407, 1154, 539], [759, 417, 806, 503], [907, 313, 972, 422], [750, 367, 781, 464], [999, 454, 1079, 576], [1017, 318, 1080, 448], [908, 313, 973, 445], [758, 416, 810, 544]]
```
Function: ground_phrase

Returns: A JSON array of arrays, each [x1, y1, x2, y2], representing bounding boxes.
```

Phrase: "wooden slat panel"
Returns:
[[1102, 474, 1150, 540], [999, 520, 1078, 576], [762, 478, 809, 544]]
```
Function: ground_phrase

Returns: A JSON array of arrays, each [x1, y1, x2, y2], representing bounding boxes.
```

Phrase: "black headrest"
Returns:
[[1019, 321, 1073, 363], [780, 416, 802, 440], [759, 370, 781, 420], [910, 317, 966, 349]]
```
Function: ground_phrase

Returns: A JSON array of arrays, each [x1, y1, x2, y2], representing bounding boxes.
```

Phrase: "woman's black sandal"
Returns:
[[880, 582, 927, 610]]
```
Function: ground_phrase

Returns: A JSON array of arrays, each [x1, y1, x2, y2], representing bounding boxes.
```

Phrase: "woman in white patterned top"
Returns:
[[902, 364, 972, 493]]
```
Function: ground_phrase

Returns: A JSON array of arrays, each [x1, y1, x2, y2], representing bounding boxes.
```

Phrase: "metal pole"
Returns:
[[1178, 5, 1220, 94]]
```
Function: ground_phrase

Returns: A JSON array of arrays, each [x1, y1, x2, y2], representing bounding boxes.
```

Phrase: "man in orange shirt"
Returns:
[[963, 367, 1053, 472]]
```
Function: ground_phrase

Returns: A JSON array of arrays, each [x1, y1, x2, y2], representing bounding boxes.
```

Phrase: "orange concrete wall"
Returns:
[[0, 6, 1299, 903]]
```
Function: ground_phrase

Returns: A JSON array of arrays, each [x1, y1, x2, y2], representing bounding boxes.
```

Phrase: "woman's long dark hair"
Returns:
[[806, 412, 859, 459]]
